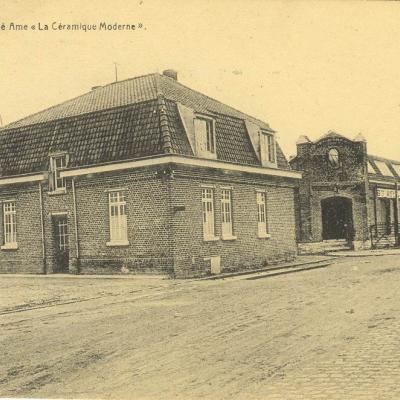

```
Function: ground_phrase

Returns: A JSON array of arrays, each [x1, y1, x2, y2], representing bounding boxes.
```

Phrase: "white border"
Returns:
[[0, 173, 44, 186], [60, 155, 302, 180]]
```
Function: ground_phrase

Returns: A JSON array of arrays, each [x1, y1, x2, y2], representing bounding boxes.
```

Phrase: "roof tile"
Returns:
[[0, 72, 290, 176]]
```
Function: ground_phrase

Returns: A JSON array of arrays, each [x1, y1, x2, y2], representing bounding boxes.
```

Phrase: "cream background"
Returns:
[[0, 0, 399, 160]]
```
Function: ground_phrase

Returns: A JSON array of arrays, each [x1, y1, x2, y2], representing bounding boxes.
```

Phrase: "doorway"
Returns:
[[321, 197, 354, 241], [52, 215, 69, 273]]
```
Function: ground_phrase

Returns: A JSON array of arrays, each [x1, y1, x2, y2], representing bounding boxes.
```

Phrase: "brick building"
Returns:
[[290, 131, 400, 252], [0, 70, 301, 277]]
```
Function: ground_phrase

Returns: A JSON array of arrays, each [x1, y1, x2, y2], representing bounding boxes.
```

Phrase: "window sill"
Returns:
[[198, 153, 217, 160], [1, 243, 18, 250], [203, 236, 220, 242], [106, 240, 130, 247], [261, 162, 278, 169], [48, 188, 67, 196], [257, 233, 271, 239], [222, 235, 237, 241]]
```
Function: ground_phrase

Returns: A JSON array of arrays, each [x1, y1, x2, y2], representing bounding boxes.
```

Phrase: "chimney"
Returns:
[[91, 86, 102, 91], [353, 133, 366, 143], [296, 135, 312, 157], [163, 69, 178, 81]]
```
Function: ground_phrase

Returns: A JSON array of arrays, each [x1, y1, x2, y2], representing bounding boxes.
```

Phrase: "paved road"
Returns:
[[1, 255, 400, 399]]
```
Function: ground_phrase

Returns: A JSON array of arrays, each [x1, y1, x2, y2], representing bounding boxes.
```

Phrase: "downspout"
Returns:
[[72, 178, 80, 273], [38, 181, 46, 274], [394, 181, 399, 247]]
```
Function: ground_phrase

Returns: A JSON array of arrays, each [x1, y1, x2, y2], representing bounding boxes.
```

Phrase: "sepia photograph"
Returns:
[[1, 1, 400, 399]]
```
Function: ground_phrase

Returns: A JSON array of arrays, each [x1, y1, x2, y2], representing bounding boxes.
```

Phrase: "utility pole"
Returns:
[[0, 114, 3, 127]]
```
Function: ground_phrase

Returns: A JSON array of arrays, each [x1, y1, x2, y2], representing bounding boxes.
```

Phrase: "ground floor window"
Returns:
[[3, 201, 17, 247], [202, 188, 215, 240], [256, 191, 269, 237], [108, 191, 128, 245], [221, 189, 233, 238]]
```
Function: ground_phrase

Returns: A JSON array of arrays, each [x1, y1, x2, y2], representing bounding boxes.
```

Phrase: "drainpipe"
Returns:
[[72, 178, 80, 272], [38, 181, 46, 274], [394, 182, 399, 247]]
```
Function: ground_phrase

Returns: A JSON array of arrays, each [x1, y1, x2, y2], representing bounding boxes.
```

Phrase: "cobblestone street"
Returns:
[[1, 254, 400, 399]]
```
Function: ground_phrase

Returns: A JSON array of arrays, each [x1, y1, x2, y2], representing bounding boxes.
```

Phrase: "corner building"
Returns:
[[0, 71, 301, 277]]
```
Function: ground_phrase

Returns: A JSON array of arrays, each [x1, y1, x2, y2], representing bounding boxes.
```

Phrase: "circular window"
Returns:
[[328, 148, 340, 168]]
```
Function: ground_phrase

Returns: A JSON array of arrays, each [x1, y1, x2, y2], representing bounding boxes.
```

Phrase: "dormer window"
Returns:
[[266, 133, 275, 163], [328, 148, 340, 168], [194, 117, 216, 158], [49, 154, 68, 192], [260, 130, 276, 167]]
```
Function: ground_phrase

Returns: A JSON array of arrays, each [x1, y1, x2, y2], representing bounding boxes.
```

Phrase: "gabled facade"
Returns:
[[0, 70, 301, 277], [290, 131, 400, 251]]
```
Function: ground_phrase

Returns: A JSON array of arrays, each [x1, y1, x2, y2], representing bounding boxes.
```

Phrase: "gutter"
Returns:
[[60, 155, 303, 180], [0, 173, 45, 186]]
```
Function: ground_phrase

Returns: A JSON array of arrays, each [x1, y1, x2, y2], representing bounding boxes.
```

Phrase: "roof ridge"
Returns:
[[99, 72, 158, 90], [368, 154, 400, 165], [367, 153, 400, 164], [1, 71, 274, 133], [0, 98, 158, 134], [157, 93, 173, 154], [1, 72, 159, 130]]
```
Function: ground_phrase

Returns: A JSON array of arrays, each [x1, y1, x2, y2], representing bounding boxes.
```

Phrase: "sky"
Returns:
[[1, 0, 400, 160]]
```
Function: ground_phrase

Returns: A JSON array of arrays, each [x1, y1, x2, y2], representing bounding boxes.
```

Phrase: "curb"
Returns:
[[326, 250, 400, 257], [0, 273, 170, 280], [197, 257, 334, 281], [245, 262, 330, 280]]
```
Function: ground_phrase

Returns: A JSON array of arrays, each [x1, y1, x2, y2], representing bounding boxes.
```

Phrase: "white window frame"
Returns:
[[260, 131, 277, 166], [2, 200, 17, 249], [256, 191, 270, 238], [221, 189, 236, 240], [194, 116, 217, 159], [55, 216, 69, 251], [106, 190, 129, 246], [202, 188, 218, 241], [49, 154, 68, 192], [266, 133, 276, 163], [327, 148, 341, 169]]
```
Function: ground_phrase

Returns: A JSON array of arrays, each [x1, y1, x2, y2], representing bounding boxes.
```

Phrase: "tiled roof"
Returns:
[[0, 100, 163, 176], [0, 72, 289, 176], [368, 155, 400, 180], [3, 73, 272, 131], [2, 74, 159, 130]]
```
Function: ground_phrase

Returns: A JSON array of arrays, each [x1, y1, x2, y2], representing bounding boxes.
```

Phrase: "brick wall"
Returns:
[[73, 167, 173, 275], [309, 187, 369, 243], [0, 164, 298, 278], [169, 165, 298, 278], [0, 183, 44, 273], [291, 135, 371, 248]]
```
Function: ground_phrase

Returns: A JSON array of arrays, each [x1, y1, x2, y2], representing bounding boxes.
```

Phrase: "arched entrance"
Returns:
[[321, 197, 354, 240]]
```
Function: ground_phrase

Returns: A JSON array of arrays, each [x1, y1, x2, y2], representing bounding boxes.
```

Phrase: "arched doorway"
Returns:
[[321, 197, 354, 240]]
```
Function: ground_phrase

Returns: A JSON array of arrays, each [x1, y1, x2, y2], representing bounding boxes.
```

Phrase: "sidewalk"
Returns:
[[198, 255, 334, 280], [327, 248, 400, 257], [0, 272, 169, 280], [0, 255, 334, 281]]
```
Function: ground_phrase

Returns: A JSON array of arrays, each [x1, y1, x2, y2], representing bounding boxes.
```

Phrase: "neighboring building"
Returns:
[[290, 131, 400, 252], [0, 70, 301, 277]]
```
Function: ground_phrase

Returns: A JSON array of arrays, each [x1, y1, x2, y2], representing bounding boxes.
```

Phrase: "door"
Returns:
[[52, 215, 69, 273], [321, 197, 354, 240]]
